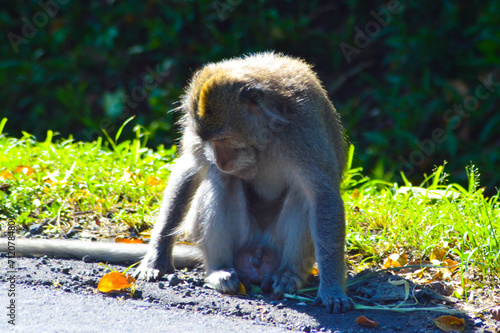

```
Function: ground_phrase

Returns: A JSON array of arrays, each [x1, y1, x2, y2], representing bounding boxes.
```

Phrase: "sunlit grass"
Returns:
[[0, 117, 175, 235]]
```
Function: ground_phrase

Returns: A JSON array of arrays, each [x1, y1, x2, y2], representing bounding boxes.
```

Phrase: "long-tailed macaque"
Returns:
[[135, 52, 352, 312]]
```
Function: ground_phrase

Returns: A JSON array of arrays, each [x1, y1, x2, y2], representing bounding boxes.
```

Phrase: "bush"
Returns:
[[1, 0, 499, 190]]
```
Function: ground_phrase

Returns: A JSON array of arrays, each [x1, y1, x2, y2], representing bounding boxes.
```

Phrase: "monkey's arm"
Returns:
[[135, 153, 204, 281], [0, 238, 202, 267], [310, 178, 352, 313]]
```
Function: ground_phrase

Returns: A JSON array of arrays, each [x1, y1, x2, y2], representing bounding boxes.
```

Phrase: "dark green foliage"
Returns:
[[1, 0, 499, 190]]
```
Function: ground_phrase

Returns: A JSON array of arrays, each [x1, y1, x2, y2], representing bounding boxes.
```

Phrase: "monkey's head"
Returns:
[[184, 69, 275, 179]]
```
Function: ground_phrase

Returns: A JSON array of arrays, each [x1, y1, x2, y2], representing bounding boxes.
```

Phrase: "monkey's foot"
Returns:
[[261, 269, 302, 299], [206, 269, 241, 294], [313, 284, 353, 313]]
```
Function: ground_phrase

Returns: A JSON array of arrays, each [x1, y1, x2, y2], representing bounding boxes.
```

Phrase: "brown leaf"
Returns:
[[14, 165, 34, 176], [383, 253, 407, 269], [356, 315, 378, 328], [491, 306, 500, 321], [432, 315, 465, 332], [146, 176, 163, 186], [0, 170, 14, 180], [430, 247, 446, 261], [442, 259, 459, 272], [238, 282, 247, 295], [97, 272, 136, 293]]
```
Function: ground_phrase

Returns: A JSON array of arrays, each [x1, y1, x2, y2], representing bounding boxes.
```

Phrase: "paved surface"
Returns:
[[0, 284, 291, 333]]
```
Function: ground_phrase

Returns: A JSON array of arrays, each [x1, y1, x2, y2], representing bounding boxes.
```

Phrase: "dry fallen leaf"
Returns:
[[238, 282, 247, 295], [309, 267, 319, 275], [383, 253, 407, 269], [430, 247, 446, 261], [355, 315, 378, 328], [0, 170, 14, 180], [442, 259, 459, 272], [97, 272, 136, 293], [146, 176, 163, 186], [491, 306, 500, 321], [14, 165, 35, 176], [115, 237, 146, 244], [432, 315, 465, 332]]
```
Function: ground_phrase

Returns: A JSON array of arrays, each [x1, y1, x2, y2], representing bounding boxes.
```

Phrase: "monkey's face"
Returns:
[[191, 73, 260, 179]]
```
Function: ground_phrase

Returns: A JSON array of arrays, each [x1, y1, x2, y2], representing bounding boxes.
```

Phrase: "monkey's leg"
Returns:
[[194, 167, 251, 294], [134, 155, 201, 281], [262, 189, 315, 298]]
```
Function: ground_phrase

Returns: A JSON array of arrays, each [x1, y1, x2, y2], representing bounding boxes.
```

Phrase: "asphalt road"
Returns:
[[0, 283, 291, 333]]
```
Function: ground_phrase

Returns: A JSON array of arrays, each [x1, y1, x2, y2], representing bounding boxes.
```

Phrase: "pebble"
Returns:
[[82, 255, 92, 263], [167, 274, 183, 287], [29, 223, 45, 235]]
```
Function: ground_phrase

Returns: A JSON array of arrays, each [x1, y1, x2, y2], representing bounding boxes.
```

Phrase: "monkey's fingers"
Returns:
[[134, 266, 165, 282], [313, 287, 353, 313], [262, 269, 302, 299], [205, 269, 241, 294]]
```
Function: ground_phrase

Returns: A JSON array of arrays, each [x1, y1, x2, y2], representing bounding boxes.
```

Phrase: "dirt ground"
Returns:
[[1, 254, 498, 333]]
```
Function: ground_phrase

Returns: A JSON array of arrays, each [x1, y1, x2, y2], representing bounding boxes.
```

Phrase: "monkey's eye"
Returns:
[[239, 87, 264, 105]]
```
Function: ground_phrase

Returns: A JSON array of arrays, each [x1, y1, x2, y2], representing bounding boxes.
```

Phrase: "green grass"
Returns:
[[1, 117, 499, 294], [0, 117, 175, 234]]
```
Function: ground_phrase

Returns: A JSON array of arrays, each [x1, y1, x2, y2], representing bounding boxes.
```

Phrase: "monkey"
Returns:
[[134, 52, 352, 313]]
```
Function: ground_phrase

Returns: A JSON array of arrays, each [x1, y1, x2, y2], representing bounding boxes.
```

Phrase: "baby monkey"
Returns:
[[135, 52, 352, 313]]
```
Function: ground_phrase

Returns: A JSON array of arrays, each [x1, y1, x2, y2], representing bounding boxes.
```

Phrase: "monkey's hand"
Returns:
[[261, 269, 302, 299], [313, 284, 353, 313], [205, 269, 241, 294], [134, 255, 175, 282]]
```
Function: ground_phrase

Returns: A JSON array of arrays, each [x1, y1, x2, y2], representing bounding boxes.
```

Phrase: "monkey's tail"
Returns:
[[0, 238, 202, 268]]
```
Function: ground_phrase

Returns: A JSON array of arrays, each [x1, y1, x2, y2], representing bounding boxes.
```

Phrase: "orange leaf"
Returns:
[[14, 165, 34, 176], [351, 188, 360, 199], [443, 259, 459, 272], [0, 170, 14, 180], [432, 315, 465, 332], [356, 315, 378, 328], [383, 253, 407, 269], [492, 306, 500, 321], [97, 272, 136, 293], [309, 267, 319, 275], [146, 176, 163, 186], [115, 237, 146, 244]]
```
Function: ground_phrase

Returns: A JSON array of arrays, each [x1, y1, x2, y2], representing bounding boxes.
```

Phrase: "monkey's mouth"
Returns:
[[212, 138, 236, 172]]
